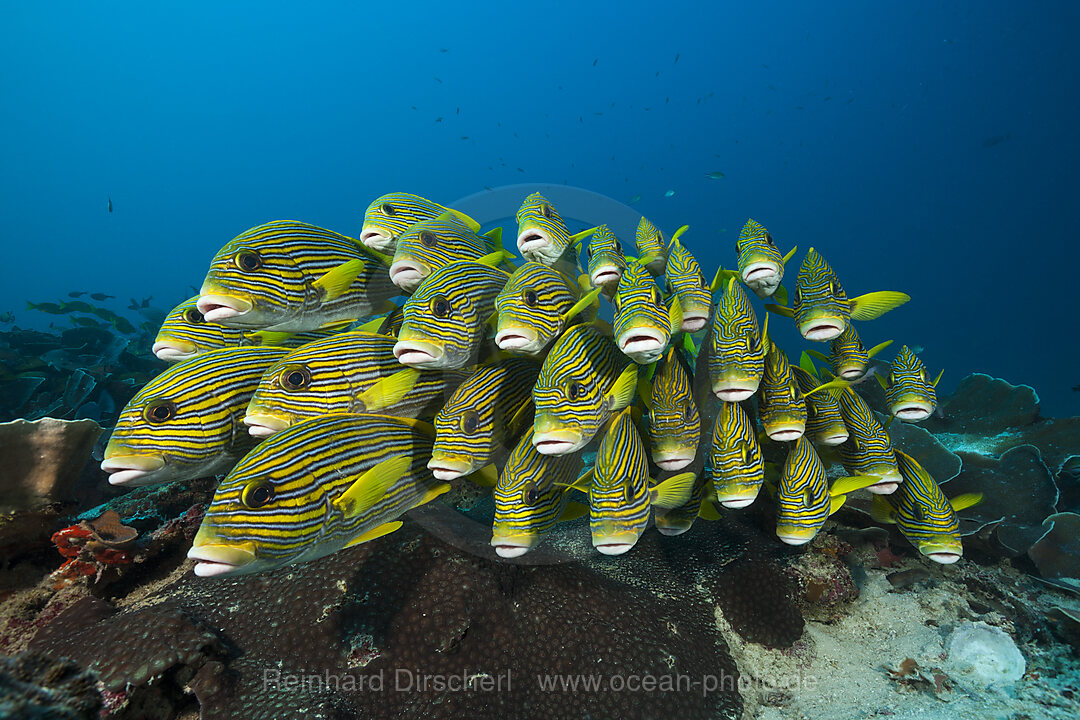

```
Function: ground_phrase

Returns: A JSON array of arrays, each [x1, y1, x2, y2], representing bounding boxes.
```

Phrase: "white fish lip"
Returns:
[[766, 426, 805, 442], [244, 413, 290, 438], [517, 230, 552, 254], [817, 430, 850, 446], [720, 496, 757, 509], [495, 328, 539, 351], [652, 454, 695, 472], [680, 314, 708, 332], [712, 379, 761, 402], [152, 341, 197, 362], [388, 261, 427, 293], [776, 531, 814, 546], [360, 228, 393, 251], [742, 262, 780, 284], [590, 267, 622, 287], [926, 551, 961, 565], [187, 544, 256, 578], [491, 536, 534, 558], [866, 470, 903, 495], [393, 340, 444, 366], [893, 403, 933, 422], [197, 294, 253, 323], [532, 438, 580, 455], [799, 320, 845, 342], [594, 541, 636, 555], [839, 366, 866, 380], [100, 455, 166, 486], [617, 328, 666, 359], [426, 455, 472, 481]]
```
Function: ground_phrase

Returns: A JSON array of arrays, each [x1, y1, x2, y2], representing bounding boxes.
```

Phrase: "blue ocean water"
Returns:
[[0, 0, 1077, 416]]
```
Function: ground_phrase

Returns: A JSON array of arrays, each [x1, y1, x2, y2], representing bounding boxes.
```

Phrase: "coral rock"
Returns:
[[924, 373, 1039, 434], [1027, 512, 1080, 592], [945, 620, 1026, 688], [0, 651, 102, 720], [0, 418, 102, 511]]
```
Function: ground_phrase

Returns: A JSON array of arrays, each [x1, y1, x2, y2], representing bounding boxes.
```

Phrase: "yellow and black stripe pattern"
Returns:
[[634, 216, 667, 276], [495, 262, 581, 355], [361, 193, 450, 252], [195, 414, 440, 573], [664, 232, 712, 326], [707, 400, 765, 507], [884, 450, 962, 557], [105, 347, 291, 480], [826, 325, 875, 379], [792, 364, 849, 446], [775, 436, 832, 543], [431, 358, 541, 476], [583, 224, 627, 288], [612, 260, 674, 363], [708, 277, 766, 398], [883, 345, 938, 421], [735, 219, 784, 280], [200, 221, 398, 331], [646, 346, 701, 467], [391, 213, 499, 289], [589, 410, 651, 549], [757, 337, 807, 441], [516, 192, 579, 269], [837, 389, 901, 490], [792, 247, 851, 339]]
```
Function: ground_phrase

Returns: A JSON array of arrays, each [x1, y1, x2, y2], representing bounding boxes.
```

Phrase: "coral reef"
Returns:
[[0, 651, 102, 719], [1028, 512, 1080, 592]]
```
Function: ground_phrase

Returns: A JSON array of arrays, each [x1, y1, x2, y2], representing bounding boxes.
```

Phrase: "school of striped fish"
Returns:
[[99, 190, 984, 578]]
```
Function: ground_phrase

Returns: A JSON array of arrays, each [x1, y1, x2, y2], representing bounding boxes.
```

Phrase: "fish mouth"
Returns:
[[775, 529, 815, 546], [592, 533, 640, 555], [680, 314, 708, 332], [891, 402, 934, 422], [152, 340, 197, 362], [617, 327, 666, 361], [816, 429, 850, 446], [718, 494, 758, 509], [490, 534, 537, 559], [426, 454, 473, 481], [196, 294, 253, 323], [388, 260, 429, 293], [652, 452, 695, 472], [187, 542, 256, 578], [838, 365, 866, 380], [865, 469, 903, 495], [765, 424, 805, 442], [360, 227, 393, 251], [742, 262, 780, 284], [799, 319, 845, 342], [531, 428, 583, 456], [654, 518, 693, 536], [393, 339, 445, 367], [100, 454, 166, 486], [712, 378, 760, 402], [923, 549, 962, 565], [517, 230, 551, 254], [243, 413, 291, 438], [590, 267, 622, 288], [495, 327, 540, 352]]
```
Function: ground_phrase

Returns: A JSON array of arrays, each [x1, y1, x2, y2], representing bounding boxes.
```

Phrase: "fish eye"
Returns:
[[460, 410, 480, 434], [568, 382, 586, 400], [234, 250, 263, 272], [802, 487, 814, 507], [541, 204, 555, 220], [420, 231, 438, 248], [807, 404, 817, 417], [889, 372, 897, 385], [143, 399, 177, 424], [739, 445, 748, 463], [764, 232, 775, 247], [791, 383, 802, 401], [745, 333, 759, 351], [242, 481, 275, 509], [279, 365, 311, 391], [793, 287, 801, 304], [624, 482, 635, 503], [919, 369, 927, 383], [381, 203, 397, 216], [653, 288, 663, 305], [831, 280, 843, 295], [684, 403, 695, 421], [183, 307, 205, 324], [522, 481, 541, 505], [523, 290, 539, 307], [431, 295, 452, 318]]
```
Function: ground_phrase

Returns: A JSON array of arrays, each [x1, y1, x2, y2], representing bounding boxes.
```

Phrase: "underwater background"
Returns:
[[1, 0, 1077, 416]]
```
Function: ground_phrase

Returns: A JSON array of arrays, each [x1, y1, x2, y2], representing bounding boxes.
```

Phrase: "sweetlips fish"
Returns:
[[758, 337, 827, 443], [612, 260, 682, 365], [152, 296, 339, 362], [188, 414, 450, 577], [871, 450, 981, 564], [806, 324, 893, 380], [708, 276, 767, 402], [639, 345, 700, 471], [388, 209, 505, 293], [878, 345, 942, 422], [664, 226, 713, 332], [393, 259, 509, 369], [532, 324, 638, 455], [491, 426, 586, 558], [575, 408, 695, 555], [773, 436, 878, 545], [708, 400, 765, 508], [360, 192, 450, 253], [494, 262, 599, 356], [837, 388, 902, 494], [578, 224, 627, 296], [377, 304, 404, 336], [651, 452, 709, 536], [634, 216, 667, 276], [428, 358, 541, 481], [735, 218, 797, 300], [243, 331, 467, 438], [100, 347, 290, 486], [792, 356, 849, 446], [514, 192, 593, 275], [774, 247, 910, 342], [197, 221, 398, 333]]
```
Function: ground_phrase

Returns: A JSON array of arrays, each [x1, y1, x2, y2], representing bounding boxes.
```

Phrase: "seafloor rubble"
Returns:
[[0, 328, 1078, 719]]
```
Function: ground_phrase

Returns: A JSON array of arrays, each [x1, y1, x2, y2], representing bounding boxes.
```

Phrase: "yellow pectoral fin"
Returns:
[[830, 474, 881, 496], [355, 316, 387, 333], [668, 295, 683, 334], [932, 368, 945, 387], [248, 330, 295, 346], [477, 250, 515, 269], [637, 376, 653, 410], [558, 500, 589, 523], [781, 246, 799, 266], [805, 377, 850, 399], [334, 454, 412, 518], [417, 482, 452, 506], [314, 259, 366, 301], [345, 520, 404, 548], [446, 209, 482, 233], [607, 364, 639, 411], [570, 228, 598, 246], [698, 499, 722, 521], [875, 373, 888, 390], [388, 416, 437, 437], [669, 224, 690, 248], [849, 291, 911, 321], [357, 368, 419, 411], [772, 283, 789, 306], [828, 495, 847, 516], [561, 287, 602, 324], [799, 351, 819, 378], [483, 226, 503, 247], [764, 303, 795, 319], [468, 464, 499, 488], [869, 494, 898, 523], [949, 492, 983, 513], [650, 472, 696, 509], [866, 339, 894, 359], [806, 348, 830, 363]]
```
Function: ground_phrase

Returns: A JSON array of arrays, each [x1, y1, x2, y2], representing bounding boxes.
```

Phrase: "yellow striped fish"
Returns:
[[640, 345, 700, 471], [777, 247, 909, 342], [708, 400, 765, 508], [793, 356, 849, 446], [377, 304, 404, 337], [532, 324, 638, 455], [428, 358, 541, 481], [187, 414, 449, 577], [652, 460, 709, 536], [583, 409, 695, 554], [579, 224, 627, 296], [360, 192, 450, 252], [837, 388, 902, 494], [806, 324, 893, 380], [757, 337, 808, 442], [774, 436, 878, 545], [243, 331, 467, 438], [708, 276, 766, 402], [613, 261, 682, 365], [198, 221, 398, 332], [153, 296, 339, 362], [494, 262, 599, 356], [393, 260, 509, 369], [735, 218, 797, 300], [514, 192, 591, 275], [491, 426, 586, 558], [878, 345, 942, 422], [664, 226, 712, 332], [100, 347, 290, 487], [634, 216, 667, 276], [388, 210, 504, 293], [871, 450, 981, 564]]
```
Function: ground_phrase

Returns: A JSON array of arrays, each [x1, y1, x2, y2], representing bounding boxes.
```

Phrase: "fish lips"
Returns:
[[388, 259, 430, 293], [100, 454, 167, 486], [517, 228, 553, 255], [360, 226, 395, 252], [680, 314, 708, 333], [196, 294, 254, 323], [651, 450, 696, 472], [151, 339, 198, 362], [590, 265, 623, 289], [922, 547, 962, 565], [393, 339, 446, 367], [243, 413, 291, 438], [717, 493, 760, 509], [712, 378, 762, 402], [616, 327, 668, 364], [490, 533, 538, 558], [592, 532, 642, 555], [426, 454, 473, 481], [742, 261, 780, 285], [798, 318, 846, 342], [890, 402, 934, 422], [495, 326, 541, 354], [187, 542, 257, 578], [814, 427, 850, 446], [865, 469, 903, 495], [775, 528, 816, 546], [837, 365, 867, 380], [764, 422, 806, 443], [531, 428, 585, 456]]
